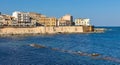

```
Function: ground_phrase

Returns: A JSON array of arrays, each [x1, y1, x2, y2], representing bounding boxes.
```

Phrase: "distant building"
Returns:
[[28, 12, 57, 26], [75, 18, 90, 26], [0, 14, 13, 26], [12, 11, 36, 27], [0, 12, 1, 15], [39, 17, 57, 26], [29, 12, 42, 22], [58, 14, 73, 26], [0, 15, 7, 26], [62, 14, 73, 22], [28, 12, 47, 26]]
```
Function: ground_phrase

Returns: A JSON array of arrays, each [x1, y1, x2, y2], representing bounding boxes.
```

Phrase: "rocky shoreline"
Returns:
[[28, 43, 120, 63]]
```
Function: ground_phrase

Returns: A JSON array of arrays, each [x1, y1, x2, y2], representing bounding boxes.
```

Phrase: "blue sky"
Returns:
[[0, 0, 120, 26]]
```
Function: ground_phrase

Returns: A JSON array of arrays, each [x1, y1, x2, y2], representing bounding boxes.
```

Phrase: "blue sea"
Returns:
[[0, 27, 120, 65]]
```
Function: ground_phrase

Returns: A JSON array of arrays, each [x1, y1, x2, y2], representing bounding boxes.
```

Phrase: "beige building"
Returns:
[[58, 14, 73, 26], [28, 12, 46, 26], [28, 12, 46, 21], [29, 12, 57, 26], [39, 17, 57, 26], [0, 14, 13, 26], [75, 18, 90, 26]]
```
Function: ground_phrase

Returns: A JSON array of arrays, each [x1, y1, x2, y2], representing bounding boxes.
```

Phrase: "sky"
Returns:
[[0, 0, 120, 26]]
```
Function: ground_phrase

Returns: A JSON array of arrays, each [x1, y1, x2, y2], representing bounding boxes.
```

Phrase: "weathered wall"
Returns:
[[83, 26, 94, 32], [54, 26, 83, 33], [0, 26, 89, 35], [0, 27, 45, 35]]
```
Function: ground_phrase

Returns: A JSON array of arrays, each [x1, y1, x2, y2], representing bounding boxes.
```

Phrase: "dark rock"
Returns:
[[29, 44, 46, 48], [51, 48, 59, 51], [91, 53, 100, 57]]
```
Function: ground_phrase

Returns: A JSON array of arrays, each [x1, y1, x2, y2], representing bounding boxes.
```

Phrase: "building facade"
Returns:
[[0, 15, 13, 26], [58, 14, 73, 26], [12, 11, 36, 27], [75, 18, 90, 26], [28, 12, 47, 26], [29, 12, 57, 26], [39, 17, 57, 26], [28, 12, 41, 21]]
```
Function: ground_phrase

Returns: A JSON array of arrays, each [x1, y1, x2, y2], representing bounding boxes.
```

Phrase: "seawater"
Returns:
[[0, 27, 120, 65]]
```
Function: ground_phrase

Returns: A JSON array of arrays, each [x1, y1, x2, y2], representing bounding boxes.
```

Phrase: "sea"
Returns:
[[0, 27, 120, 65]]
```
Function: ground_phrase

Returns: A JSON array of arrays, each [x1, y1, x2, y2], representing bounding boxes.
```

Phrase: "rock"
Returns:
[[51, 48, 59, 51], [77, 51, 83, 54], [76, 51, 88, 56], [91, 53, 100, 57], [29, 44, 46, 48], [60, 49, 67, 52]]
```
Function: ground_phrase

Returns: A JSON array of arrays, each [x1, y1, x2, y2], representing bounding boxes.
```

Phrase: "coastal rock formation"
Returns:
[[29, 43, 120, 63]]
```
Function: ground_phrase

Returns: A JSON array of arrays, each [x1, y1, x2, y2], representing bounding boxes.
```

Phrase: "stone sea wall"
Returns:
[[0, 26, 92, 35]]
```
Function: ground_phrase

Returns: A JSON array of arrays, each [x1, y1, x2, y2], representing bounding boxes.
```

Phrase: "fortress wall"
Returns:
[[0, 26, 88, 35]]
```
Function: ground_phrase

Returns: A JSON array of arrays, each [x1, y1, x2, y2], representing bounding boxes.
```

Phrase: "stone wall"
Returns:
[[0, 26, 92, 35], [54, 26, 83, 33], [0, 27, 45, 35]]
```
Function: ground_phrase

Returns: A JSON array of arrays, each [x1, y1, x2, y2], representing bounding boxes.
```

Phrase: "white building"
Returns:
[[12, 11, 36, 26], [12, 11, 31, 23], [75, 18, 90, 26]]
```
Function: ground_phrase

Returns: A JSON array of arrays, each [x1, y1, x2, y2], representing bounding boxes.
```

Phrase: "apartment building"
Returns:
[[39, 17, 57, 26], [28, 12, 57, 26], [12, 11, 36, 27], [58, 14, 73, 26]]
